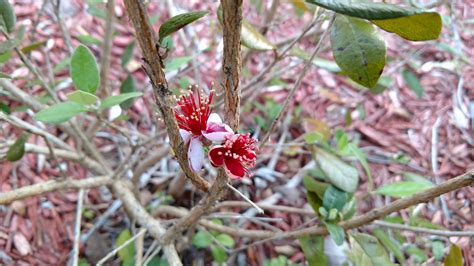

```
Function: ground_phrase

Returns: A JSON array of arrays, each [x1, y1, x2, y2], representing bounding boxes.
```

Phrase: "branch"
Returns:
[[98, 0, 115, 97], [160, 0, 244, 245], [123, 0, 210, 192], [111, 181, 181, 266], [372, 220, 474, 237], [0, 176, 111, 205]]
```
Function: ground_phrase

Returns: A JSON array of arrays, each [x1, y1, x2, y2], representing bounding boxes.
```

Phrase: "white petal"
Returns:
[[203, 131, 232, 142], [108, 105, 122, 121], [180, 129, 192, 143], [188, 137, 205, 172], [207, 113, 223, 125]]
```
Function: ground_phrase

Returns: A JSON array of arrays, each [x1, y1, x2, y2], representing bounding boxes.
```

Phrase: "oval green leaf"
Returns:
[[115, 229, 135, 264], [34, 102, 87, 124], [0, 0, 16, 33], [349, 233, 395, 266], [216, 234, 235, 248], [371, 13, 441, 41], [376, 181, 433, 198], [211, 246, 228, 263], [66, 90, 99, 105], [6, 132, 29, 162], [191, 231, 212, 248], [306, 0, 425, 20], [324, 222, 345, 246], [119, 75, 137, 109], [159, 11, 208, 42], [323, 185, 348, 212], [402, 69, 424, 97], [331, 15, 386, 88], [372, 228, 405, 264], [313, 148, 359, 193], [70, 44, 100, 94], [100, 92, 143, 110], [298, 235, 327, 266], [20, 40, 47, 54]]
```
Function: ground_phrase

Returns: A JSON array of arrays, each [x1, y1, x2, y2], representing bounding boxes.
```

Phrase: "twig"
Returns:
[[143, 245, 162, 266], [98, 0, 115, 97], [431, 116, 451, 218], [214, 201, 314, 216], [69, 189, 85, 266], [81, 199, 122, 242], [53, 0, 74, 55], [259, 12, 335, 149], [372, 220, 474, 237], [226, 183, 264, 214], [97, 228, 147, 266], [0, 176, 111, 205], [132, 146, 170, 197]]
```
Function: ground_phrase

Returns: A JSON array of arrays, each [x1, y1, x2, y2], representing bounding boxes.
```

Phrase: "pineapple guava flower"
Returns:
[[208, 133, 258, 179], [174, 88, 233, 171]]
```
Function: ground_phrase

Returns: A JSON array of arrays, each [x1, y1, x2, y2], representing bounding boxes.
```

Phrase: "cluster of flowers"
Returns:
[[174, 87, 258, 179]]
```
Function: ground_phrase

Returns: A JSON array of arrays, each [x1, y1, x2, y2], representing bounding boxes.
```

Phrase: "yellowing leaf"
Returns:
[[444, 244, 463, 266], [371, 13, 442, 41]]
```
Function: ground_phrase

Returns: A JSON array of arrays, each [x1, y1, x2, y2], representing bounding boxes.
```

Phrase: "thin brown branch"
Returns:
[[0, 176, 111, 205], [259, 12, 334, 149], [123, 0, 210, 192]]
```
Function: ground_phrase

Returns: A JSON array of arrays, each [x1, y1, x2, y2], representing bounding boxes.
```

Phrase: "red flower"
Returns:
[[208, 133, 258, 179], [174, 89, 233, 171]]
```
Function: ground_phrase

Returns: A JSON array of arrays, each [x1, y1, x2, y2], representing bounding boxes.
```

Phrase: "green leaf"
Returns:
[[0, 0, 16, 33], [406, 245, 427, 263], [148, 256, 168, 266], [115, 229, 135, 264], [0, 101, 10, 113], [307, 191, 323, 214], [100, 92, 143, 110], [444, 244, 463, 266], [211, 246, 228, 263], [216, 234, 235, 248], [303, 176, 328, 199], [371, 13, 441, 41], [76, 34, 102, 46], [313, 148, 359, 193], [121, 41, 135, 67], [164, 56, 193, 72], [376, 181, 433, 198], [0, 25, 25, 54], [20, 40, 47, 54], [402, 172, 434, 186], [191, 231, 212, 248], [323, 185, 347, 212], [70, 44, 100, 94], [331, 15, 386, 88], [402, 69, 423, 97], [53, 57, 71, 73], [241, 20, 276, 50], [119, 75, 137, 109], [324, 222, 345, 246], [306, 0, 430, 20], [349, 233, 395, 266], [6, 132, 29, 162], [298, 235, 327, 266], [158, 11, 208, 42], [0, 72, 11, 79], [34, 102, 87, 124], [372, 228, 405, 264], [0, 50, 11, 63], [304, 132, 324, 144], [347, 143, 372, 189], [432, 241, 444, 261], [66, 90, 99, 105]]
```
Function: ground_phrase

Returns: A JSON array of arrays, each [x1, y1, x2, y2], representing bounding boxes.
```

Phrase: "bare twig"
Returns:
[[226, 183, 264, 214], [372, 220, 474, 237], [259, 12, 335, 149], [69, 189, 85, 266], [97, 228, 146, 266], [0, 176, 111, 205]]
